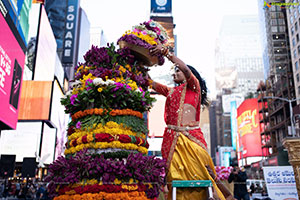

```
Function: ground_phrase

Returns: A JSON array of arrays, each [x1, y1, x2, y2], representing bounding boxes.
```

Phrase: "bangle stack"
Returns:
[[161, 46, 169, 56], [214, 176, 219, 182]]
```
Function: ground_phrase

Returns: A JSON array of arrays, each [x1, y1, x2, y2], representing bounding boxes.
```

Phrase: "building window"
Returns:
[[297, 74, 300, 82], [291, 15, 294, 24], [293, 38, 296, 47], [297, 34, 299, 42], [298, 5, 300, 14], [296, 22, 298, 31], [292, 26, 295, 35], [296, 61, 299, 70], [272, 26, 278, 33], [294, 49, 297, 58], [295, 10, 298, 19]]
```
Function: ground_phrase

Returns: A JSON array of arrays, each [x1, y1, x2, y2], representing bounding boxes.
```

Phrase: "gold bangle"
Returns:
[[166, 51, 173, 59]]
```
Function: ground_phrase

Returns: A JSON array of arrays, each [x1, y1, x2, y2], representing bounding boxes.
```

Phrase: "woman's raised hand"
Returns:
[[149, 43, 168, 57]]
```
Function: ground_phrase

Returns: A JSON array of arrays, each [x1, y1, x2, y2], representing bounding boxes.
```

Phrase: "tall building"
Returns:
[[45, 0, 90, 82], [257, 0, 296, 165], [286, 0, 300, 123], [215, 15, 264, 97]]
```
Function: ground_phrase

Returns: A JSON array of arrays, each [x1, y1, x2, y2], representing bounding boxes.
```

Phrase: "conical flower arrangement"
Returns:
[[45, 40, 166, 200]]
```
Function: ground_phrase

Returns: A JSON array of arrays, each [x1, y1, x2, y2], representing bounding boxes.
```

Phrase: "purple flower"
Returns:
[[76, 121, 81, 129], [70, 94, 78, 105], [85, 78, 93, 91]]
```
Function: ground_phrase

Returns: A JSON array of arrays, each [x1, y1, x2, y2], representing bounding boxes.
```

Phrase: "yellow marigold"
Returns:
[[97, 88, 103, 92], [87, 134, 94, 142], [64, 190, 76, 195], [76, 137, 82, 145], [119, 66, 126, 73], [105, 121, 119, 128], [128, 31, 157, 45], [114, 178, 122, 185], [87, 179, 98, 185], [125, 64, 131, 72]]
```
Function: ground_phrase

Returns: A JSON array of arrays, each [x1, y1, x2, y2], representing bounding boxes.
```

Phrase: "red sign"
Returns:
[[0, 13, 25, 129], [237, 98, 263, 159]]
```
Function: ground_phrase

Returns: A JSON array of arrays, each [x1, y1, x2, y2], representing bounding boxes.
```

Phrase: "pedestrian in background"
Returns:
[[228, 165, 250, 200]]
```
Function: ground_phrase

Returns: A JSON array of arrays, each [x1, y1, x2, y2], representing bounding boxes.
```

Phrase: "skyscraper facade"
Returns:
[[215, 15, 264, 97], [257, 0, 296, 165]]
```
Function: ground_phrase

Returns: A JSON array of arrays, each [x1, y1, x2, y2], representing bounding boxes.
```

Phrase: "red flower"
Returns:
[[135, 137, 140, 145], [82, 135, 88, 143], [67, 126, 75, 136], [95, 133, 113, 142], [72, 139, 77, 147], [119, 135, 131, 143]]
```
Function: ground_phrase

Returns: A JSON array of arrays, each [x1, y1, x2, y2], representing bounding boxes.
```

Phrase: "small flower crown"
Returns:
[[133, 19, 169, 44]]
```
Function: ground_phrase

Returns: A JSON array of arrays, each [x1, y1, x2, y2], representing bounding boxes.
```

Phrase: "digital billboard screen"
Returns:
[[237, 98, 263, 159], [0, 12, 25, 129]]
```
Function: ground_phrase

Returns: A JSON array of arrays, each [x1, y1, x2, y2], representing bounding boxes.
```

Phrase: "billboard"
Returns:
[[151, 0, 172, 13], [263, 166, 298, 200], [33, 5, 56, 81], [1, 0, 30, 45], [0, 122, 42, 162], [148, 94, 166, 138], [230, 101, 238, 150], [237, 98, 263, 159], [18, 81, 52, 120], [62, 0, 80, 64], [0, 12, 25, 129], [50, 80, 69, 158]]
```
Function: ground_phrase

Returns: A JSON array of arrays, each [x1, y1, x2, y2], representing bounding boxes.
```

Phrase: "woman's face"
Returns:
[[173, 67, 185, 84]]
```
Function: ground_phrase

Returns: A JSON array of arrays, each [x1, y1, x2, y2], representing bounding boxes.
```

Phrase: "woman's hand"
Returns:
[[206, 165, 217, 180], [149, 43, 167, 56]]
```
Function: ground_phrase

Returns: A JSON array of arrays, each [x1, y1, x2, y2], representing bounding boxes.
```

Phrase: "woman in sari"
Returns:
[[148, 44, 226, 200]]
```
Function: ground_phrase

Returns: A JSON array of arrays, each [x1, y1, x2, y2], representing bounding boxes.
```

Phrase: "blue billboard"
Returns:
[[151, 0, 172, 13], [230, 101, 237, 150]]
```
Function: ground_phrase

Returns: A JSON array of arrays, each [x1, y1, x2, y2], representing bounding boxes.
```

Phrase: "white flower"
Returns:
[[66, 90, 72, 96], [105, 80, 115, 86], [70, 80, 82, 89], [93, 78, 104, 86]]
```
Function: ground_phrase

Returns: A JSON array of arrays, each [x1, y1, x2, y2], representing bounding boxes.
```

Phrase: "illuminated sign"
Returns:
[[0, 12, 25, 129], [62, 0, 79, 64], [237, 98, 263, 159], [151, 0, 172, 13]]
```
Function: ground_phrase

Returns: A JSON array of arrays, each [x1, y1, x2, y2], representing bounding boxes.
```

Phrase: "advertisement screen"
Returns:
[[33, 5, 56, 81], [50, 80, 69, 158], [40, 123, 56, 165], [0, 12, 25, 129], [237, 98, 263, 159], [18, 81, 52, 120], [230, 101, 238, 150], [0, 122, 42, 162]]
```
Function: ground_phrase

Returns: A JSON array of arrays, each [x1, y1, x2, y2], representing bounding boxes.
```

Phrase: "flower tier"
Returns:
[[118, 19, 169, 66], [46, 41, 165, 200]]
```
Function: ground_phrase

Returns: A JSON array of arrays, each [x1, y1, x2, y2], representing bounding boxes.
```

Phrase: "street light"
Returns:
[[263, 96, 300, 137]]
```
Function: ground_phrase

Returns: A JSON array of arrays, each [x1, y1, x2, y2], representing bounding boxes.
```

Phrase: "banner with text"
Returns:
[[0, 12, 25, 129], [237, 98, 262, 159], [263, 166, 298, 200]]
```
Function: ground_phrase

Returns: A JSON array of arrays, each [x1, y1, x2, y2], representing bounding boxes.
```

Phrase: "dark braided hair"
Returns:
[[187, 65, 209, 107]]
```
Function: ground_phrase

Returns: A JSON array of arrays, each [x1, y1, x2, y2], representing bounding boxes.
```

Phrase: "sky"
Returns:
[[80, 0, 260, 99]]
